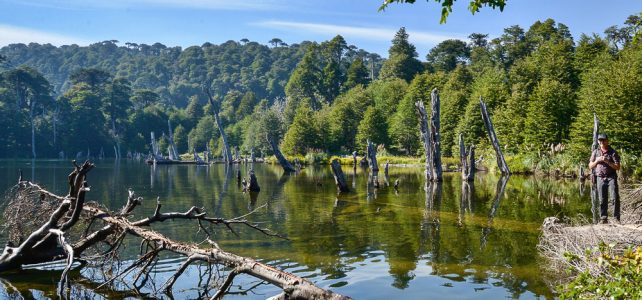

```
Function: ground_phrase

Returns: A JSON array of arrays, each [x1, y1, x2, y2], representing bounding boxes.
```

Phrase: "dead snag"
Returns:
[[429, 88, 443, 181], [366, 140, 379, 172], [267, 136, 296, 173], [247, 169, 260, 192], [205, 87, 233, 164], [479, 97, 510, 175], [415, 100, 434, 184], [330, 159, 350, 193], [458, 133, 475, 181]]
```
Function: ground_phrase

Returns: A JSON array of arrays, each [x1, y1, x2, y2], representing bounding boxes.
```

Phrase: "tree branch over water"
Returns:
[[0, 161, 350, 299]]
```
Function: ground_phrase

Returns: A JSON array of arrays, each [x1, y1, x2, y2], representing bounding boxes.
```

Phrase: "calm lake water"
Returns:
[[0, 160, 593, 299]]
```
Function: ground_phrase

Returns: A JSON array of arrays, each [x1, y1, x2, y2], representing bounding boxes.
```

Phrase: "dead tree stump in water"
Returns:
[[367, 140, 379, 172], [429, 88, 443, 181], [459, 133, 475, 181], [247, 169, 260, 192], [331, 159, 350, 193], [480, 97, 510, 175], [416, 100, 434, 184]]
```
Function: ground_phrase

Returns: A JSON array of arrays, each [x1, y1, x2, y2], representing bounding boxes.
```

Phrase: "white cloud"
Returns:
[[0, 24, 90, 46], [9, 0, 287, 11], [255, 20, 466, 46]]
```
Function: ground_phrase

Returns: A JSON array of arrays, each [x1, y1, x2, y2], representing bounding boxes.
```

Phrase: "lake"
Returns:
[[0, 160, 593, 299]]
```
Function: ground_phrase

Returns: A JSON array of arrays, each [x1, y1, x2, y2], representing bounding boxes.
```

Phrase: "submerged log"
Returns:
[[0, 162, 349, 299], [267, 136, 296, 173], [330, 159, 350, 193], [429, 89, 443, 181], [479, 97, 510, 175], [415, 100, 434, 184], [458, 133, 475, 181]]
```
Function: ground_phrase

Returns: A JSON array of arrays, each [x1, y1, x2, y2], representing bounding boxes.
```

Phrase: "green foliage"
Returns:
[[344, 57, 370, 91], [282, 104, 319, 155], [379, 0, 507, 24], [425, 39, 470, 72], [523, 79, 575, 150], [173, 124, 187, 154], [379, 28, 423, 82], [569, 44, 642, 160], [305, 151, 330, 165], [356, 106, 390, 151], [440, 65, 472, 156], [558, 245, 642, 300]]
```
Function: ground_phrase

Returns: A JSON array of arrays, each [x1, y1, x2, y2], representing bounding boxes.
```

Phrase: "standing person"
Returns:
[[588, 133, 621, 224]]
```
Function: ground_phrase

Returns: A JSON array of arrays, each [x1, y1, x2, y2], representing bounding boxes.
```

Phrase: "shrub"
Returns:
[[558, 244, 642, 300]]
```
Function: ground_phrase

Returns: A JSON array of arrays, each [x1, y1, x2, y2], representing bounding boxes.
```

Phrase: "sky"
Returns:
[[0, 0, 640, 58]]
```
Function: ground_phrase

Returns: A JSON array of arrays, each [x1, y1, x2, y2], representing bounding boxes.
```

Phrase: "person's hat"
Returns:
[[597, 133, 608, 140]]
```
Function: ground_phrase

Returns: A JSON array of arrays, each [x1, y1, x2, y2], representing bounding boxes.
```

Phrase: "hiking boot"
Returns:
[[600, 217, 608, 224]]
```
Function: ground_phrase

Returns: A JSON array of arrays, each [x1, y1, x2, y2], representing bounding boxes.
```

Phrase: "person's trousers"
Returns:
[[597, 176, 620, 220]]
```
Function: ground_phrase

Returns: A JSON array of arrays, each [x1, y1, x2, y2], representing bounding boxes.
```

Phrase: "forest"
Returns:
[[1, 14, 641, 177]]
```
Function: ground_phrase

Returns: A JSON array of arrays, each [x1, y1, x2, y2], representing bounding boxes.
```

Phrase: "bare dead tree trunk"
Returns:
[[479, 97, 510, 175], [205, 89, 233, 164], [267, 136, 296, 173], [0, 162, 349, 300], [352, 151, 357, 170], [415, 100, 434, 184], [458, 133, 474, 181], [150, 132, 161, 161], [330, 159, 350, 193], [429, 88, 442, 181], [366, 140, 379, 172]]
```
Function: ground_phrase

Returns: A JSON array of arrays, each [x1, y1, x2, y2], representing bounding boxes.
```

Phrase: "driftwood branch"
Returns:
[[0, 163, 349, 299]]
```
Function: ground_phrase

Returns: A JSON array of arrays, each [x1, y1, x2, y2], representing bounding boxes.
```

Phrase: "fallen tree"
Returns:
[[0, 161, 350, 299]]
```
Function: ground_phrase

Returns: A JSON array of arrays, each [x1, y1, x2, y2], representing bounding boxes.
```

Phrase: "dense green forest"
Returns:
[[1, 15, 641, 175]]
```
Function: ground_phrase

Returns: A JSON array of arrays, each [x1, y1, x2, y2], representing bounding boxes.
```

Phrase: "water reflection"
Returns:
[[0, 161, 593, 299]]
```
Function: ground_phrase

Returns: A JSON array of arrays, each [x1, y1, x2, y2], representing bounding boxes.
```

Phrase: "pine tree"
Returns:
[[379, 27, 423, 82], [344, 57, 370, 91]]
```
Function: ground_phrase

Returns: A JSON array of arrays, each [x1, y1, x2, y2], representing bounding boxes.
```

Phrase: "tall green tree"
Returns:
[[379, 27, 424, 82], [1, 66, 53, 158], [356, 106, 389, 151], [425, 39, 471, 72], [282, 104, 318, 155], [523, 79, 575, 150], [344, 57, 370, 91], [440, 65, 473, 156], [569, 45, 642, 158]]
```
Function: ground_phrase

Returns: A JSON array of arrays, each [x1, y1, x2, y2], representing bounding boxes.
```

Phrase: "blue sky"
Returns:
[[0, 0, 640, 58]]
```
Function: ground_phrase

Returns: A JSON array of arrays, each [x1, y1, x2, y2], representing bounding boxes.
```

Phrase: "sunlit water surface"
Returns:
[[0, 160, 593, 299]]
